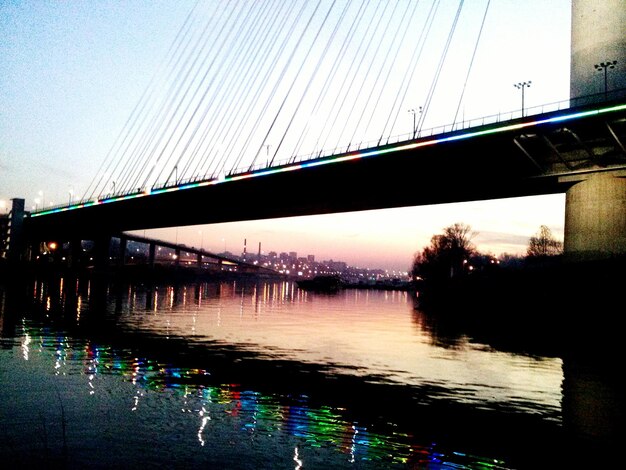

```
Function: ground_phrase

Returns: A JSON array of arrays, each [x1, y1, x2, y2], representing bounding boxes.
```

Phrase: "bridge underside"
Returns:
[[26, 102, 626, 242]]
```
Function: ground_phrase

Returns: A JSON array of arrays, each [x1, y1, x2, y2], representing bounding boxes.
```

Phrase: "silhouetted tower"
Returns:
[[570, 0, 625, 101], [564, 0, 626, 261], [4, 199, 26, 262]]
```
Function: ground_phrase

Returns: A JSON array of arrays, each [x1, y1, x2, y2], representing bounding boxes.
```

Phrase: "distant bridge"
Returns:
[[34, 231, 282, 276]]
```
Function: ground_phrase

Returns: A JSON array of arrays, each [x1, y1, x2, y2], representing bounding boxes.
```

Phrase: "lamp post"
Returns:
[[594, 60, 617, 100], [408, 109, 416, 138], [514, 81, 531, 117], [408, 106, 422, 138]]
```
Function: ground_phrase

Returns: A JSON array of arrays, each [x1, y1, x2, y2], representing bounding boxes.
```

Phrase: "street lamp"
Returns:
[[514, 81, 531, 117], [594, 60, 618, 100], [408, 106, 422, 138]]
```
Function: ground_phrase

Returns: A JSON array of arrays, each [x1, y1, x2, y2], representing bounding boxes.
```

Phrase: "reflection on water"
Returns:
[[1, 275, 624, 468]]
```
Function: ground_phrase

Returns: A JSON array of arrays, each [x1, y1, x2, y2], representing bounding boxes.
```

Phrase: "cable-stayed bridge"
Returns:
[[26, 95, 626, 233], [7, 0, 626, 262]]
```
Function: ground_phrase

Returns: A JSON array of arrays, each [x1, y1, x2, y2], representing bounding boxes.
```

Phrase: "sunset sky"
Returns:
[[1, 0, 572, 271]]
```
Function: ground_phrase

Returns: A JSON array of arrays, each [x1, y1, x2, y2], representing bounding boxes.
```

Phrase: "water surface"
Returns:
[[1, 275, 622, 468]]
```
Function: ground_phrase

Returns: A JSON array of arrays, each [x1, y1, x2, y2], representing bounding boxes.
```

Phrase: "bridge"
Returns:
[[3, 0, 626, 265], [22, 95, 626, 232], [29, 231, 282, 278]]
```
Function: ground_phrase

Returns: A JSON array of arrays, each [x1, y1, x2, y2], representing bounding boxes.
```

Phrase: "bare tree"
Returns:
[[412, 223, 477, 280], [527, 225, 563, 257]]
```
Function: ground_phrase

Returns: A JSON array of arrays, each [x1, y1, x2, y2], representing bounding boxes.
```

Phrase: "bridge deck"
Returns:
[[26, 100, 626, 241]]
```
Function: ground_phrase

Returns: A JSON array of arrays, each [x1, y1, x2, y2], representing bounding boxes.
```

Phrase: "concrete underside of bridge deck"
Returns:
[[23, 127, 565, 241]]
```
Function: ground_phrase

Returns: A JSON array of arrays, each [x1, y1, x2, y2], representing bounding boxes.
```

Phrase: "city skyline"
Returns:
[[1, 1, 571, 271], [126, 193, 565, 272]]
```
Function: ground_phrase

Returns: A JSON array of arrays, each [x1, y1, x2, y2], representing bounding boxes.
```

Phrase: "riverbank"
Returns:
[[413, 255, 626, 355], [0, 259, 286, 285], [416, 255, 626, 308], [1, 259, 418, 292]]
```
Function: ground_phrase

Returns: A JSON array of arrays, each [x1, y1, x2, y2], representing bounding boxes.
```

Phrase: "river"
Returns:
[[0, 273, 623, 469]]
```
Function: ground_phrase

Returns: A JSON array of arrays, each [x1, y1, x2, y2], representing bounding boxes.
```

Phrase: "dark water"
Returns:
[[0, 274, 624, 469]]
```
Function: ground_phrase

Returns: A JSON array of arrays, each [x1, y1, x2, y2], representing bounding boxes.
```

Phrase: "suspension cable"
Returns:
[[241, 1, 324, 171], [154, 0, 272, 188], [417, 0, 465, 134], [81, 0, 202, 201], [267, 0, 343, 166], [352, 0, 417, 146], [184, 0, 283, 182], [117, 0, 229, 195], [138, 1, 255, 191], [380, 0, 439, 143], [214, 0, 309, 177], [288, 0, 368, 162], [452, 0, 491, 127]]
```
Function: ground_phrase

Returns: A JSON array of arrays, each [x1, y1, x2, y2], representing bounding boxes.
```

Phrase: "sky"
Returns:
[[0, 0, 572, 272]]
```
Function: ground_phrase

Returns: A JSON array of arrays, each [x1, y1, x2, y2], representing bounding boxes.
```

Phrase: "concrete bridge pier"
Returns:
[[93, 235, 112, 271], [118, 236, 128, 267], [148, 242, 156, 268], [68, 239, 82, 269], [564, 173, 626, 262]]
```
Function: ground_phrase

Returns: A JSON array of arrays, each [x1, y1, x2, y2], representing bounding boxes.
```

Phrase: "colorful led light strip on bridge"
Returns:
[[31, 103, 626, 218]]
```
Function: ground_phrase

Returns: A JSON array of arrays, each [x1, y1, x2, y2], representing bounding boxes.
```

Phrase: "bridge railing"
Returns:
[[238, 89, 626, 173]]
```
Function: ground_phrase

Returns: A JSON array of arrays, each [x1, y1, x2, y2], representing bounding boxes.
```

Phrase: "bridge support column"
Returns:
[[69, 239, 82, 269], [118, 236, 127, 267], [93, 235, 112, 271], [175, 248, 181, 266], [148, 243, 156, 268], [564, 174, 626, 261], [196, 253, 202, 267]]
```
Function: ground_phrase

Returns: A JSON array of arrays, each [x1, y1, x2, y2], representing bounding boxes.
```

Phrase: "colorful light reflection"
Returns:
[[16, 319, 509, 469]]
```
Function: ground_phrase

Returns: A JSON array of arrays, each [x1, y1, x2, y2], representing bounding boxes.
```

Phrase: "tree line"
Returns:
[[410, 223, 563, 282]]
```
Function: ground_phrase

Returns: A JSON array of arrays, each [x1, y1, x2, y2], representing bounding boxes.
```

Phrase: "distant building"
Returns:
[[0, 213, 8, 258], [2, 199, 26, 262], [325, 259, 347, 272]]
